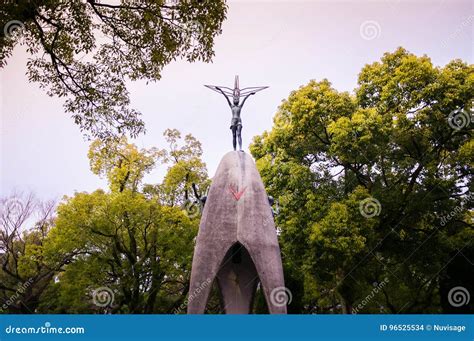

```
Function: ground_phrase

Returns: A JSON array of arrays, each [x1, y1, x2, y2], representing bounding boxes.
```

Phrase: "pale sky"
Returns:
[[1, 0, 473, 202]]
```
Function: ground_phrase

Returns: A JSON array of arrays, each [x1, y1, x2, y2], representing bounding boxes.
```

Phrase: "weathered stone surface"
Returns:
[[187, 151, 286, 314]]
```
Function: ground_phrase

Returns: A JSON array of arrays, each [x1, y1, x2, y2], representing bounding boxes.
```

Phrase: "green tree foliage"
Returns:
[[88, 136, 164, 192], [250, 48, 473, 314], [1, 130, 209, 314], [0, 194, 76, 313], [42, 132, 207, 313], [43, 190, 197, 313], [153, 128, 211, 207], [0, 1, 227, 139]]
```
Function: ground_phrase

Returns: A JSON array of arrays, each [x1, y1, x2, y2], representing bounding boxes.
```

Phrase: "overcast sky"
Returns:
[[1, 0, 472, 202]]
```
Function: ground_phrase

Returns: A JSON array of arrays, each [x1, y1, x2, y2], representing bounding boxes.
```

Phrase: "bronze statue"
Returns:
[[205, 76, 268, 151]]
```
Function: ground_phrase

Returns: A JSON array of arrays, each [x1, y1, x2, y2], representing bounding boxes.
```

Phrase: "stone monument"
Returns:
[[187, 78, 286, 314]]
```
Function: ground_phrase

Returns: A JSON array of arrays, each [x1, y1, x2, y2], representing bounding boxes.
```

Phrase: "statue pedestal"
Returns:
[[187, 151, 286, 314]]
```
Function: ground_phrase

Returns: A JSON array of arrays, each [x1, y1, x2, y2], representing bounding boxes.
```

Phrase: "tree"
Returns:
[[0, 0, 227, 139], [44, 190, 197, 313], [0, 193, 75, 313], [149, 128, 210, 208], [39, 130, 208, 313], [88, 136, 164, 193], [250, 48, 473, 313]]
